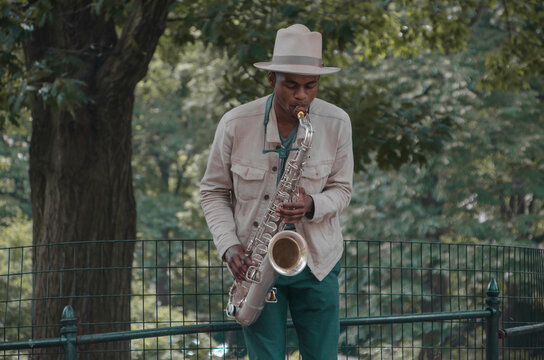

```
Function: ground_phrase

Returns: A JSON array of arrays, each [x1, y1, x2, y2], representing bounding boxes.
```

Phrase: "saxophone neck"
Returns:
[[294, 106, 312, 134], [297, 113, 313, 149]]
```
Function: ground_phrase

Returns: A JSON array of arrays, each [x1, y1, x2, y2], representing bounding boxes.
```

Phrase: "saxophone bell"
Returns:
[[268, 230, 308, 276]]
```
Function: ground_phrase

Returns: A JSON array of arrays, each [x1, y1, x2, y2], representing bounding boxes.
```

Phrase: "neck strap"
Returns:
[[263, 93, 274, 129]]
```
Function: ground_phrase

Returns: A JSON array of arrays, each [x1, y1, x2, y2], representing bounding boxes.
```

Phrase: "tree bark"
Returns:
[[25, 1, 173, 358]]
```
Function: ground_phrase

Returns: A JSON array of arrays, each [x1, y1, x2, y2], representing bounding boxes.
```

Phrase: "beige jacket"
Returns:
[[200, 95, 353, 280]]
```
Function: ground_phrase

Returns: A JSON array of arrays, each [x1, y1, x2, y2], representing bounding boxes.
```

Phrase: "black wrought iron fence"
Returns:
[[0, 239, 542, 359]]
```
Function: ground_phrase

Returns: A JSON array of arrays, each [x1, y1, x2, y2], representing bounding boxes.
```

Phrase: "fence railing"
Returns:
[[0, 239, 543, 359]]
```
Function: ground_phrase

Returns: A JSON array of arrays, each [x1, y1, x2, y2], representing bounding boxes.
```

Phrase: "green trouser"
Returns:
[[242, 262, 340, 360]]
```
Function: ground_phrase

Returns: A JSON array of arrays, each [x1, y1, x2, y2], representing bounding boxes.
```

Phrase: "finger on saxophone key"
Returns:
[[243, 253, 254, 267], [225, 244, 251, 281]]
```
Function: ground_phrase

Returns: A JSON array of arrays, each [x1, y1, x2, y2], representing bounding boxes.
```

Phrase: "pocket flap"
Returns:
[[231, 163, 266, 180], [302, 164, 330, 179]]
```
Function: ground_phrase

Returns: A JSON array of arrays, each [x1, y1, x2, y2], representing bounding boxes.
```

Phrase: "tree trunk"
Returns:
[[29, 91, 137, 359], [25, 1, 172, 358]]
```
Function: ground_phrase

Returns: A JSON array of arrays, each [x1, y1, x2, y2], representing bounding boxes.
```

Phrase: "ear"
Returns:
[[267, 72, 276, 87]]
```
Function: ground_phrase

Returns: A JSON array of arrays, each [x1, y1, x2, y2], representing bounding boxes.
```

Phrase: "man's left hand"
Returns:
[[277, 187, 313, 224]]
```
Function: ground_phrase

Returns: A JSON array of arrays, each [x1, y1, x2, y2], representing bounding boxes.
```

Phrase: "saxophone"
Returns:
[[225, 107, 313, 326]]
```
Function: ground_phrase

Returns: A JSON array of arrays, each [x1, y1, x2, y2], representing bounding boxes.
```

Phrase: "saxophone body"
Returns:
[[225, 108, 313, 326]]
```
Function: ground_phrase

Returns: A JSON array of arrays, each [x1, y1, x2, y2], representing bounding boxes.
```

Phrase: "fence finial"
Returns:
[[487, 277, 500, 298], [61, 305, 78, 360], [485, 277, 501, 360]]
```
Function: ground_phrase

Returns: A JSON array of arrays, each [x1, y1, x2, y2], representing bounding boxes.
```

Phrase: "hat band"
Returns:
[[271, 55, 324, 67]]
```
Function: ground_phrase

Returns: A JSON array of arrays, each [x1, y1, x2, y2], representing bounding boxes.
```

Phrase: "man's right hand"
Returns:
[[223, 244, 254, 283]]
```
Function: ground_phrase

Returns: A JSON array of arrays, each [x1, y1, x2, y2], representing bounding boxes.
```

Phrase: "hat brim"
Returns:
[[254, 62, 341, 75]]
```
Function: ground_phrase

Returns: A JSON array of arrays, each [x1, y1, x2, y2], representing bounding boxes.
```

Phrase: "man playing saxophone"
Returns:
[[200, 24, 353, 360]]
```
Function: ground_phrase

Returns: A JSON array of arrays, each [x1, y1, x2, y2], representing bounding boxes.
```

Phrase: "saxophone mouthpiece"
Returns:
[[295, 107, 306, 120]]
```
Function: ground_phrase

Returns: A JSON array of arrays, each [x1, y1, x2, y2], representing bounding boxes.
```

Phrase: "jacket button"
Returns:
[[253, 222, 259, 227], [264, 194, 269, 200], [272, 166, 278, 172]]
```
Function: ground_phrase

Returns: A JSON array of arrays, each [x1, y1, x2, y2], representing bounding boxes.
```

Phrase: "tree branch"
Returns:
[[501, 0, 513, 41], [97, 0, 175, 92], [469, 0, 486, 28]]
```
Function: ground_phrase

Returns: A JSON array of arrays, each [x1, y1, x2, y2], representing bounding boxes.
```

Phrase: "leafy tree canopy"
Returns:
[[2, 0, 542, 170], [0, 0, 542, 245], [343, 9, 544, 244]]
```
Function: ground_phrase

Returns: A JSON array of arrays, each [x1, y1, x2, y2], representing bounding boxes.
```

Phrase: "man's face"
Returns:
[[269, 72, 320, 120]]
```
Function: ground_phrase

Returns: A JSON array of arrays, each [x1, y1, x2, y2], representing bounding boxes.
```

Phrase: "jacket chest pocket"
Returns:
[[231, 163, 267, 202], [301, 163, 331, 193]]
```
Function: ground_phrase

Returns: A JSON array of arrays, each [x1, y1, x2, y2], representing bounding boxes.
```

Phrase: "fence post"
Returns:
[[60, 305, 78, 360], [485, 277, 501, 360]]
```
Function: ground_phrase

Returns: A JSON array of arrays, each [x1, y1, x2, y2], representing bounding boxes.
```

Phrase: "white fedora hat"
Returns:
[[254, 24, 340, 75]]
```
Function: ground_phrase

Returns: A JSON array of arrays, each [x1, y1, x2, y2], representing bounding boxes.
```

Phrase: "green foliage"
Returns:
[[0, 1, 93, 128], [133, 40, 227, 239], [0, 216, 33, 341], [322, 54, 460, 171], [1, 0, 542, 232], [0, 2, 32, 128], [479, 1, 544, 92], [129, 239, 230, 359], [342, 10, 544, 244], [0, 0, 541, 246], [0, 120, 31, 223]]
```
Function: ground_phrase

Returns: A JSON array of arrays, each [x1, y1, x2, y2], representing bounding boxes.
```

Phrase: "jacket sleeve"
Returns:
[[308, 116, 353, 223], [199, 118, 240, 259]]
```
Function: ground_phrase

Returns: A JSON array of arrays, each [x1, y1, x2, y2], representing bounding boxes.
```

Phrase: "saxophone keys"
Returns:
[[254, 244, 268, 256], [252, 253, 264, 263], [246, 266, 261, 283], [268, 210, 280, 222], [278, 190, 289, 199], [264, 221, 277, 232], [261, 233, 273, 243]]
